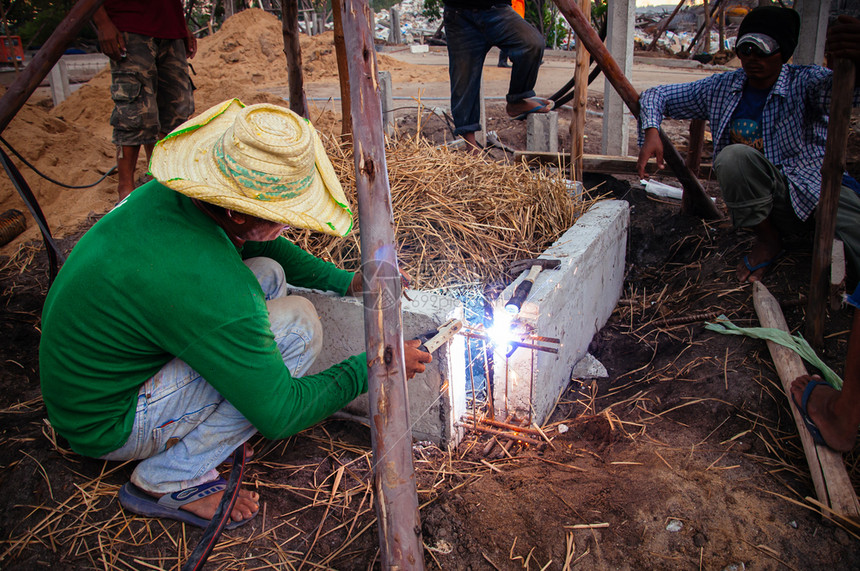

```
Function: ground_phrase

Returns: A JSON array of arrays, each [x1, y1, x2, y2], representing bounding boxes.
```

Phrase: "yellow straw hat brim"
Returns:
[[150, 99, 353, 237]]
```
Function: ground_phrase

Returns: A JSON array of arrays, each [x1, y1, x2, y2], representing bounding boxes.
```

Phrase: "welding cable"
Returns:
[[181, 442, 248, 571], [0, 146, 64, 282], [0, 136, 117, 189]]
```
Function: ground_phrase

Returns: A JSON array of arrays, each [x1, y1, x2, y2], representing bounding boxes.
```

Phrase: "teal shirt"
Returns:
[[39, 181, 368, 457]]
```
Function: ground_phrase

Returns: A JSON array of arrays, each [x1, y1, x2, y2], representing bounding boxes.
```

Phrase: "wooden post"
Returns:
[[685, 0, 723, 56], [570, 0, 590, 181], [718, 2, 725, 54], [331, 0, 352, 137], [339, 0, 425, 568], [686, 119, 706, 175], [283, 0, 308, 118], [700, 0, 710, 55], [806, 57, 856, 348], [647, 0, 686, 52], [0, 0, 106, 135], [552, 0, 722, 220], [753, 282, 860, 519]]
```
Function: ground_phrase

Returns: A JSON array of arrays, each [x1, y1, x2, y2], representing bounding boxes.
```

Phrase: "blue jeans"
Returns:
[[101, 257, 323, 494], [444, 4, 544, 136]]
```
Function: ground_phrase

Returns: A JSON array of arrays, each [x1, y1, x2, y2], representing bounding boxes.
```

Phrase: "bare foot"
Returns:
[[505, 97, 552, 118], [153, 485, 260, 524], [461, 132, 482, 156], [790, 375, 857, 452]]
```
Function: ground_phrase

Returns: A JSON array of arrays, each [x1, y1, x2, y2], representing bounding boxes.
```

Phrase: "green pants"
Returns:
[[713, 144, 860, 288]]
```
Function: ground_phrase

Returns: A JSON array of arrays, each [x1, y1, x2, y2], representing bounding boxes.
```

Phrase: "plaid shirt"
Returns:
[[639, 65, 860, 221]]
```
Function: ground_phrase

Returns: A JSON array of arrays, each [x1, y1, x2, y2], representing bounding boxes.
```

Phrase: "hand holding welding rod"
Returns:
[[405, 339, 432, 379]]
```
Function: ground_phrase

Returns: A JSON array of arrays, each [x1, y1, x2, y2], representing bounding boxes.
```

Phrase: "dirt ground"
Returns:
[[2, 8, 860, 570]]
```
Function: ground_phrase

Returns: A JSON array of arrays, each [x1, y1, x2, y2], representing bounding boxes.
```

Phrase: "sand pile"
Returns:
[[0, 8, 485, 255], [0, 9, 361, 252]]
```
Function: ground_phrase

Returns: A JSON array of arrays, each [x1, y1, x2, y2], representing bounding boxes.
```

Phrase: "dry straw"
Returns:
[[285, 133, 598, 292]]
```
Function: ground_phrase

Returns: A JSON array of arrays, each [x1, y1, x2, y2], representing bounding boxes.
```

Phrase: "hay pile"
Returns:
[[288, 134, 598, 292]]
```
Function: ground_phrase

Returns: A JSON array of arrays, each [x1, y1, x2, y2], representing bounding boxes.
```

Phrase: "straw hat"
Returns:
[[150, 99, 353, 236]]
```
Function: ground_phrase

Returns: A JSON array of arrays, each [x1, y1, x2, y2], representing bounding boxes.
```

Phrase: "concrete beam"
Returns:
[[495, 200, 629, 423], [298, 288, 467, 448], [526, 112, 559, 153], [601, 0, 634, 156]]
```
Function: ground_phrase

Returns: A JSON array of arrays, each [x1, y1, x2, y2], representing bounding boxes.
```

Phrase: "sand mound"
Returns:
[[1, 8, 446, 253]]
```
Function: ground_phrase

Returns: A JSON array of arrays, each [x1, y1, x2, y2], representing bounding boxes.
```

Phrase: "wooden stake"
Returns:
[[283, 0, 308, 118], [806, 57, 856, 348], [339, 0, 425, 567], [0, 0, 106, 135], [753, 281, 860, 520], [569, 0, 590, 183], [331, 0, 352, 137], [647, 0, 686, 52], [686, 119, 706, 175]]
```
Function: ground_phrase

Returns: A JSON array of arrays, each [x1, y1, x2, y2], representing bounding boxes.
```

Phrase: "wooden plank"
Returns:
[[513, 151, 714, 178], [753, 281, 860, 520]]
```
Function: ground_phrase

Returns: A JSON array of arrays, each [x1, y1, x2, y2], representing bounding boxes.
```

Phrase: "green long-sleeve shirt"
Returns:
[[39, 181, 367, 458]]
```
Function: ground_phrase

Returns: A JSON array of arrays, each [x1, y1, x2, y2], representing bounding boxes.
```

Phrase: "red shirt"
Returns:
[[104, 0, 188, 39]]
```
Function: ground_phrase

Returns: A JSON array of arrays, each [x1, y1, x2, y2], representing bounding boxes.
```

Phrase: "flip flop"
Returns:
[[742, 250, 784, 274], [512, 99, 554, 121], [791, 378, 828, 447], [119, 479, 258, 530]]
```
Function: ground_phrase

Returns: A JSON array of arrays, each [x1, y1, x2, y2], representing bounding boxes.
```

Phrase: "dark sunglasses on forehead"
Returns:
[[737, 43, 778, 58]]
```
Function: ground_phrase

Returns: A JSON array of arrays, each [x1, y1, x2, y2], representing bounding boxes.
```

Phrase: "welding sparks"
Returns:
[[487, 310, 516, 354]]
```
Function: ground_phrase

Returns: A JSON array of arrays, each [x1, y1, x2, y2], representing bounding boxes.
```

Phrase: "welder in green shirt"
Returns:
[[39, 99, 431, 529]]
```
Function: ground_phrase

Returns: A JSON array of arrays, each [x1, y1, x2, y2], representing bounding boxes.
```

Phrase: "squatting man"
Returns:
[[39, 100, 432, 528]]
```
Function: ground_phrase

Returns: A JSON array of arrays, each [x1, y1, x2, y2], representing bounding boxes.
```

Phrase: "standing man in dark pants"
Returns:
[[444, 0, 551, 152], [93, 0, 196, 201]]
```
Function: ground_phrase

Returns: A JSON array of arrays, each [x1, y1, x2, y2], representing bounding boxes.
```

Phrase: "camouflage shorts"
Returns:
[[110, 33, 195, 147]]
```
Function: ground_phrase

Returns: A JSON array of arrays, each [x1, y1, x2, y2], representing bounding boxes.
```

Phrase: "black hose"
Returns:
[[0, 136, 117, 189], [181, 442, 248, 571], [0, 146, 64, 282]]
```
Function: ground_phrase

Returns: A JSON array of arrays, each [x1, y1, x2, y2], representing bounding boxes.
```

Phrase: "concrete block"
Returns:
[[378, 71, 394, 136], [526, 112, 558, 153], [410, 44, 429, 54], [494, 200, 629, 423], [296, 287, 466, 448], [602, 0, 634, 156]]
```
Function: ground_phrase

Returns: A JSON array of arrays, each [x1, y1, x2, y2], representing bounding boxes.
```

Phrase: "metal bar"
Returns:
[[340, 0, 424, 566], [474, 417, 543, 436], [509, 341, 559, 354], [455, 422, 545, 447]]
